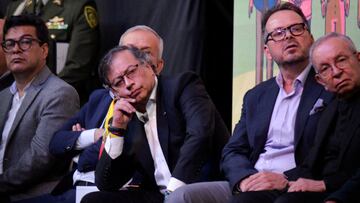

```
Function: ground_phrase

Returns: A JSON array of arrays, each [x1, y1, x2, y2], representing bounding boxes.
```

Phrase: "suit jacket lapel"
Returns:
[[91, 95, 112, 128], [294, 69, 323, 147], [129, 116, 155, 178], [254, 79, 279, 149], [6, 67, 51, 144], [0, 90, 14, 134], [155, 77, 169, 162], [307, 100, 338, 168]]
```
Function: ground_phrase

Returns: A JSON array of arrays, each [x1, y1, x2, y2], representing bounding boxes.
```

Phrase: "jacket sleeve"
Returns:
[[325, 168, 360, 203], [221, 91, 257, 192], [170, 73, 230, 184], [0, 85, 79, 193]]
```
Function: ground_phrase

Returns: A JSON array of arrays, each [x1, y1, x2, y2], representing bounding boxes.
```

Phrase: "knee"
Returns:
[[274, 193, 296, 203], [165, 187, 190, 203], [80, 192, 102, 203]]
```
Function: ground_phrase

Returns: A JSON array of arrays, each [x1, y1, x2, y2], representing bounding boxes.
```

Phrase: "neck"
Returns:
[[279, 60, 308, 93], [14, 65, 43, 96]]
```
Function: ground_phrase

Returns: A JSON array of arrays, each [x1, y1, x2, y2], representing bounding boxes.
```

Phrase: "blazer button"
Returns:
[[65, 146, 71, 151]]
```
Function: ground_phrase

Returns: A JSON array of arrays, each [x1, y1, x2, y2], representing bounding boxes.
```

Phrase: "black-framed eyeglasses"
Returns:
[[109, 63, 141, 89], [316, 52, 357, 78], [1, 37, 42, 53], [265, 23, 307, 44]]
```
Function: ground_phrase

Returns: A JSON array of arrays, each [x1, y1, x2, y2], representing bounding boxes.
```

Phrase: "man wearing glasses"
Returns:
[[78, 45, 229, 203], [27, 26, 167, 203], [281, 33, 360, 203], [165, 3, 333, 203], [221, 2, 334, 203], [0, 15, 79, 202]]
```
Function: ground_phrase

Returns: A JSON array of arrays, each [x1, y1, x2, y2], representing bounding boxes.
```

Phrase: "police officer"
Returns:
[[6, 0, 100, 105]]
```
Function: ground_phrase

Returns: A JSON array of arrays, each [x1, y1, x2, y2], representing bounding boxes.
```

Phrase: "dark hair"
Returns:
[[3, 14, 49, 45], [261, 2, 310, 35], [98, 45, 154, 87]]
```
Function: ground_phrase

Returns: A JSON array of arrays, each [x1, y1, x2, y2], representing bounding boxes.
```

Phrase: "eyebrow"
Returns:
[[5, 34, 35, 40], [113, 64, 137, 79]]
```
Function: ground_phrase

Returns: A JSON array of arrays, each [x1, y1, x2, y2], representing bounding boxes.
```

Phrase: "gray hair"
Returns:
[[119, 25, 164, 59], [310, 32, 357, 69], [98, 45, 154, 87]]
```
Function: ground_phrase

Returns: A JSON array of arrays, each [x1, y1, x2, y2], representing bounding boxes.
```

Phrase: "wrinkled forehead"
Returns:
[[122, 30, 159, 50], [266, 10, 304, 32]]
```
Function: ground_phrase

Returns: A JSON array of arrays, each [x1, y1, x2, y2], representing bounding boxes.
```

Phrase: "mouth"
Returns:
[[130, 88, 141, 99], [284, 43, 298, 51], [10, 57, 25, 64], [335, 79, 350, 91]]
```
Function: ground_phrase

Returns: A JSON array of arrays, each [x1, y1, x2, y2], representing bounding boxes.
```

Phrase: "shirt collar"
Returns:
[[9, 77, 35, 95], [136, 76, 158, 123], [275, 64, 311, 89]]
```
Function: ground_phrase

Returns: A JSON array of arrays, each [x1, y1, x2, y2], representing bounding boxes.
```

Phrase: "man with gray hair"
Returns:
[[119, 25, 164, 75], [276, 32, 360, 203]]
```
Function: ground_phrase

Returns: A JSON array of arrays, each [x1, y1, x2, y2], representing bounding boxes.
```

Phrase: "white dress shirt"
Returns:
[[105, 77, 185, 193]]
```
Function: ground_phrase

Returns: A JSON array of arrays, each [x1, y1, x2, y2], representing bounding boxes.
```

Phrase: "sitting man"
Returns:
[[166, 3, 333, 203], [17, 25, 167, 203], [0, 14, 79, 202], [81, 45, 229, 203], [277, 32, 360, 203]]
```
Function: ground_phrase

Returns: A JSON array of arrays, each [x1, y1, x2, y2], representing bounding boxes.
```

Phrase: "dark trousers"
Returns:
[[13, 189, 75, 203], [231, 191, 328, 203], [81, 189, 164, 203]]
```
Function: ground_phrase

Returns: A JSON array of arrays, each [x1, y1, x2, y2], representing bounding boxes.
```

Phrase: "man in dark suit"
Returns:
[[15, 25, 167, 203], [164, 4, 333, 203], [277, 33, 360, 203], [6, 0, 100, 104], [218, 3, 333, 203], [79, 45, 229, 203], [0, 18, 14, 91], [0, 15, 79, 202]]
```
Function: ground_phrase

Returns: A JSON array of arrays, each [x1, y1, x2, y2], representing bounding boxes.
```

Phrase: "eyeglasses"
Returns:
[[316, 52, 356, 78], [265, 23, 307, 44], [1, 37, 42, 53], [109, 63, 141, 89]]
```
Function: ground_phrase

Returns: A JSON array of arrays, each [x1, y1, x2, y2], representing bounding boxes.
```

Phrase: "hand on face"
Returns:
[[239, 171, 288, 192], [111, 97, 136, 129]]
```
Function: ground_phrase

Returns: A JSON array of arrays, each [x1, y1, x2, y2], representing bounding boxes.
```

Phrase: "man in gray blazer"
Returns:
[[0, 15, 79, 202]]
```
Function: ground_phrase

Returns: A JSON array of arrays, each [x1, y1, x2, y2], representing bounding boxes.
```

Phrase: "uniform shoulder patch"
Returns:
[[84, 5, 98, 29]]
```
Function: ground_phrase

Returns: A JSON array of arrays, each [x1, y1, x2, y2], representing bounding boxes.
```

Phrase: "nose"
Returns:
[[331, 65, 343, 77], [124, 76, 134, 89], [10, 42, 22, 53], [284, 29, 293, 40]]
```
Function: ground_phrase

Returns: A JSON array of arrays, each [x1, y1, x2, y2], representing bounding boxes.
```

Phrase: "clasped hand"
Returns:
[[239, 172, 288, 192]]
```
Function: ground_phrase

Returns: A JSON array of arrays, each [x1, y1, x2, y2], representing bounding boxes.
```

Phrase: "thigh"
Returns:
[[80, 189, 164, 203], [275, 192, 327, 203], [230, 190, 282, 203], [14, 189, 76, 203], [166, 181, 231, 203]]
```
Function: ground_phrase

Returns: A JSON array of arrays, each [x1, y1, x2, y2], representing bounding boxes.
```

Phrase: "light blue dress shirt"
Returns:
[[254, 65, 311, 173]]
